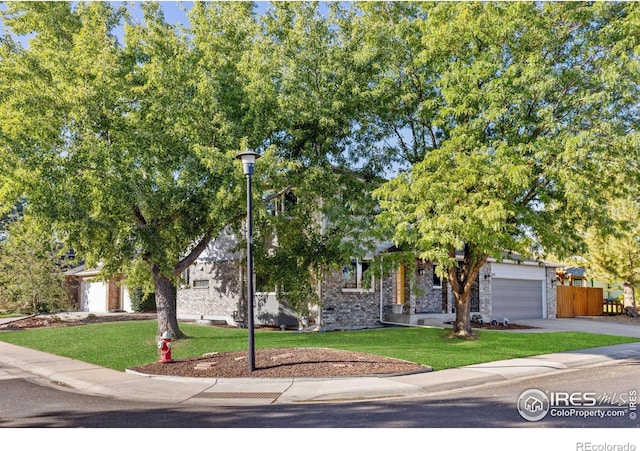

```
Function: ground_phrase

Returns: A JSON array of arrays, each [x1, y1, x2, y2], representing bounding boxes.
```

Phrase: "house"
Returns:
[[177, 171, 559, 329], [524, 396, 545, 413], [65, 264, 133, 313], [176, 231, 559, 330], [557, 267, 624, 301]]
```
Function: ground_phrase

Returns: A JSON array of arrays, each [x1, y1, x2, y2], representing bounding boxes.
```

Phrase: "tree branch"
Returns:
[[174, 232, 213, 276], [133, 205, 147, 226]]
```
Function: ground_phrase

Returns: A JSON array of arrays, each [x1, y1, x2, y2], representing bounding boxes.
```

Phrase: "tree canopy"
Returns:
[[0, 1, 378, 336], [584, 195, 640, 309], [1, 1, 638, 339], [369, 2, 640, 335], [0, 2, 262, 337]]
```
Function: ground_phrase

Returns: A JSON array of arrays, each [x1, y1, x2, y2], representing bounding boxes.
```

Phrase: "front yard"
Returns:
[[0, 318, 638, 372]]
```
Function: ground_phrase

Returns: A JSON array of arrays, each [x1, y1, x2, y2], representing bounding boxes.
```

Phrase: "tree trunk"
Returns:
[[446, 244, 487, 338], [153, 268, 185, 339], [622, 282, 639, 317], [451, 288, 473, 337], [622, 282, 635, 309]]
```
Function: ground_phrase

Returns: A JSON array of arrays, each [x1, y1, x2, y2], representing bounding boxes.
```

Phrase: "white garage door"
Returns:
[[492, 279, 543, 319], [81, 280, 107, 312]]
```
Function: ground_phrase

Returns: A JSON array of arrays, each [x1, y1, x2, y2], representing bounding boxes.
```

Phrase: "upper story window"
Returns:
[[342, 259, 374, 293], [266, 190, 298, 216], [181, 268, 190, 286]]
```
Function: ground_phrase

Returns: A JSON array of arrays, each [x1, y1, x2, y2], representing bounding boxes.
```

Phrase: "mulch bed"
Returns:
[[128, 347, 431, 379], [0, 313, 157, 330]]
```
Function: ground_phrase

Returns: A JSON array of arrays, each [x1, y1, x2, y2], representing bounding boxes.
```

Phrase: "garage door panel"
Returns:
[[492, 279, 542, 319], [81, 280, 107, 312]]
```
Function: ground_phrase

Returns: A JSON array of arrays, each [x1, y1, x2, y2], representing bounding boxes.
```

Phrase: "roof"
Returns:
[[564, 267, 587, 277], [65, 263, 102, 277]]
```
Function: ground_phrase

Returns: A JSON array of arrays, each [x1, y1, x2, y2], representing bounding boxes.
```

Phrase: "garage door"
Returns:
[[81, 280, 107, 312], [492, 279, 543, 319]]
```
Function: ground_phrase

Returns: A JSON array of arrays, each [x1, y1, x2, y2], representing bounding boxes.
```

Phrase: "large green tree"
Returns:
[[0, 2, 264, 338], [368, 2, 639, 336]]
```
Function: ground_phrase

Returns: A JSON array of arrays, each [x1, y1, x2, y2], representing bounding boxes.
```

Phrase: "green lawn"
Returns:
[[0, 320, 637, 372]]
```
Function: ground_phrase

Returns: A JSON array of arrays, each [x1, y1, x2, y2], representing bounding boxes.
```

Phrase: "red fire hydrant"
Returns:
[[158, 331, 174, 363]]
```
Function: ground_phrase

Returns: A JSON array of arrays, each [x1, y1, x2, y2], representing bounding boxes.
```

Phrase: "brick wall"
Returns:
[[107, 277, 121, 311], [177, 260, 302, 327], [177, 260, 242, 322], [412, 263, 448, 313], [479, 264, 492, 318], [320, 267, 392, 330], [320, 262, 453, 329]]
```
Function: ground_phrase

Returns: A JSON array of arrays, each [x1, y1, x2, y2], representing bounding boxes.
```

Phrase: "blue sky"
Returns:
[[126, 1, 277, 27], [0, 2, 275, 44]]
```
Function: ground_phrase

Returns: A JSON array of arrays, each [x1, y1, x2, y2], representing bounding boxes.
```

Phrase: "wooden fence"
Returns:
[[603, 301, 625, 315], [556, 286, 605, 318]]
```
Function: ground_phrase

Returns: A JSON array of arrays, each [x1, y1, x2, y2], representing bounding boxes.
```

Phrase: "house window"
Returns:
[[433, 265, 443, 289], [342, 259, 374, 292], [193, 279, 209, 289], [573, 279, 584, 287], [266, 190, 298, 216], [255, 270, 276, 293]]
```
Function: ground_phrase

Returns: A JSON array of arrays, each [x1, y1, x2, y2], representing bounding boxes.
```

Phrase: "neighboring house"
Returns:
[[557, 267, 624, 301], [176, 230, 560, 330], [65, 264, 132, 313]]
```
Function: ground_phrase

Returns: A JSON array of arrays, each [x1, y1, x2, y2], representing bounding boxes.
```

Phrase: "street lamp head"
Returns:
[[236, 151, 261, 176]]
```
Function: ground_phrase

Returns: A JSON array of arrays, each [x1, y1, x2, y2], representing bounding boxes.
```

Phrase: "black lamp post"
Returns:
[[236, 151, 260, 372]]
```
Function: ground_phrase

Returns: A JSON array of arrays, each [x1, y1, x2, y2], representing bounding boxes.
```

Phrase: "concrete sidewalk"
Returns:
[[2, 338, 640, 406]]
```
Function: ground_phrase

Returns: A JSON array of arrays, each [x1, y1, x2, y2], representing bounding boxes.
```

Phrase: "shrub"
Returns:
[[129, 287, 156, 313]]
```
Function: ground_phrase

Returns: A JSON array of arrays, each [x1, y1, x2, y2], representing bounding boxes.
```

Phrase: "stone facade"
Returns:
[[411, 263, 447, 314], [478, 264, 493, 318], [319, 262, 460, 330], [319, 266, 391, 330], [177, 259, 302, 327], [177, 260, 242, 323]]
